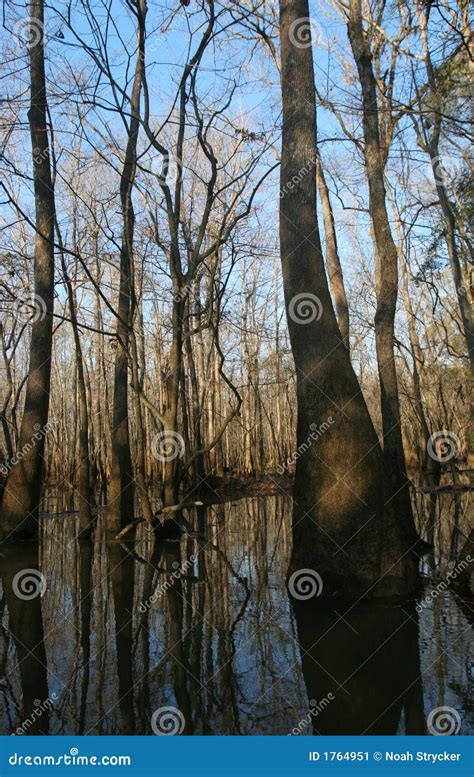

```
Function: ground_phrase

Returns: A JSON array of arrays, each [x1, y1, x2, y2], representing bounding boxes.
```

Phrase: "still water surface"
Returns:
[[1, 494, 472, 735]]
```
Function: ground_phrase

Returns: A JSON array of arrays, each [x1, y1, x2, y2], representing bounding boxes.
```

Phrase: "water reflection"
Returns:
[[2, 544, 49, 734], [292, 600, 425, 734], [0, 495, 472, 735]]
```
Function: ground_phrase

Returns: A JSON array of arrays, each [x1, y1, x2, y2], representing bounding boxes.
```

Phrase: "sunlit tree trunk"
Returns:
[[279, 0, 418, 596], [347, 0, 418, 544], [108, 0, 147, 532], [1, 0, 55, 539], [316, 153, 350, 350]]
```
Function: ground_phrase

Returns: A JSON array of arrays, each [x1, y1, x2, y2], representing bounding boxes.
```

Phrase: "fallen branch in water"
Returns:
[[115, 500, 204, 541]]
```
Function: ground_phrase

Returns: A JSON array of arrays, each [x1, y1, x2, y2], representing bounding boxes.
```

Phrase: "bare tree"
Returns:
[[1, 0, 56, 539]]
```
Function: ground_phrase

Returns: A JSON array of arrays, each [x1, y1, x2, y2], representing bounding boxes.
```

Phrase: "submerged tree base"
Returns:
[[288, 501, 421, 599]]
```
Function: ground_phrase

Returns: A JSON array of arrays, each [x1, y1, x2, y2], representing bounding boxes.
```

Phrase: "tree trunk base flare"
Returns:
[[284, 372, 421, 600], [287, 469, 421, 599], [278, 0, 420, 599]]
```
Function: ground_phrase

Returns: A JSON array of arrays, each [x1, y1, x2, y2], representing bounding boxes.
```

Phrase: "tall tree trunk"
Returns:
[[388, 184, 441, 507], [279, 0, 418, 596], [1, 0, 55, 539], [347, 0, 418, 544], [108, 0, 147, 532]]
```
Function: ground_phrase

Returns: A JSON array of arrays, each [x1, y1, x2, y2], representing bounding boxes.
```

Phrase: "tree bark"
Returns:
[[108, 0, 147, 533], [279, 0, 418, 596], [62, 255, 95, 538], [347, 0, 418, 544], [1, 0, 55, 539], [316, 153, 350, 350], [415, 1, 474, 451]]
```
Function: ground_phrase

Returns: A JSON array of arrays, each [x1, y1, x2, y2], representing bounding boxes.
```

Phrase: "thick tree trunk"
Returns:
[[279, 0, 418, 596], [1, 0, 55, 540], [347, 0, 418, 545]]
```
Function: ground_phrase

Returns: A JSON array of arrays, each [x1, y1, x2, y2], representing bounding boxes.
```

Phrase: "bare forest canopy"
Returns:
[[0, 0, 472, 594]]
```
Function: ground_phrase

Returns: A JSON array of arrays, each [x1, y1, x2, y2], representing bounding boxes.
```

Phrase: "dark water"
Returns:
[[0, 495, 472, 736]]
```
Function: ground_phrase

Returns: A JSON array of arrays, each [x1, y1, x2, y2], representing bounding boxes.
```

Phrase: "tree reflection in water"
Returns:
[[0, 494, 472, 735]]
